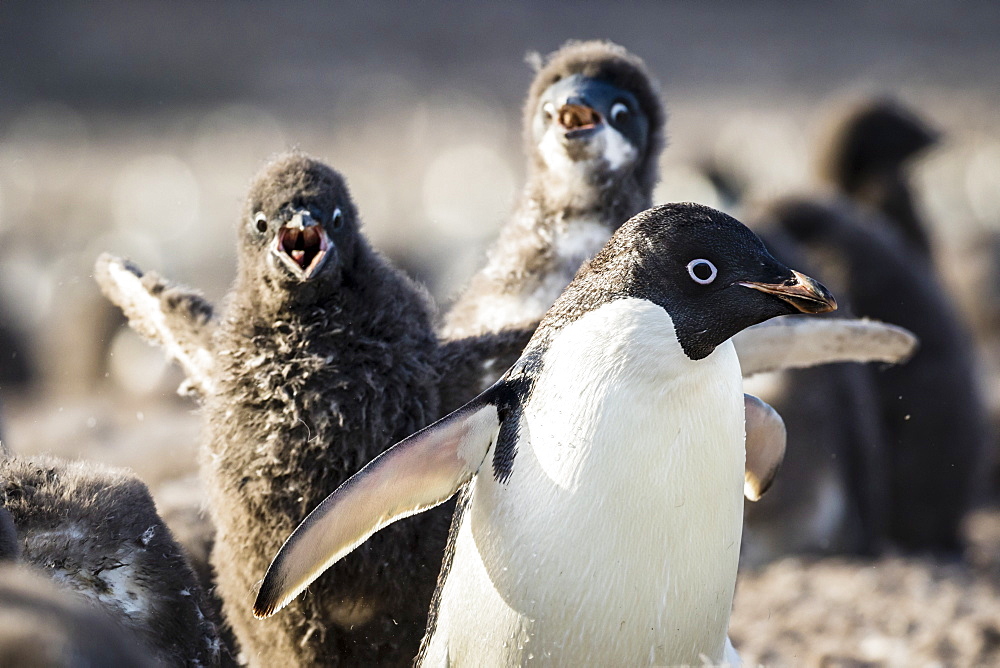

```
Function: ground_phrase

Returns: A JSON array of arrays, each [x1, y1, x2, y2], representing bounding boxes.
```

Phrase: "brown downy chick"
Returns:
[[442, 39, 665, 341], [203, 154, 448, 666], [0, 455, 222, 665]]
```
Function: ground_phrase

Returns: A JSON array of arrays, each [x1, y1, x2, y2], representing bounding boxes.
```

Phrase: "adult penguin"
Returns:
[[254, 203, 837, 666]]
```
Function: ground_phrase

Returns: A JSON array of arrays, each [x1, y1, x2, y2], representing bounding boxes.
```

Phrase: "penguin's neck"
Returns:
[[524, 157, 649, 233]]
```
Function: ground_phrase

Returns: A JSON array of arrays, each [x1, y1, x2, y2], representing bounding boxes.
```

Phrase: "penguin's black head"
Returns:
[[241, 154, 361, 287], [549, 203, 837, 360], [818, 97, 940, 193], [524, 40, 665, 193]]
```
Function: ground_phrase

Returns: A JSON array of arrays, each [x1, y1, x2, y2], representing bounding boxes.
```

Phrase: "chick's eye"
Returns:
[[253, 212, 268, 233], [610, 102, 630, 124], [542, 101, 556, 120], [331, 207, 343, 229], [686, 259, 717, 285]]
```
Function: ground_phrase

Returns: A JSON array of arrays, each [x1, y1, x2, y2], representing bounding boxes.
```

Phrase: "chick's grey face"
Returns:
[[532, 73, 649, 175], [248, 193, 354, 284]]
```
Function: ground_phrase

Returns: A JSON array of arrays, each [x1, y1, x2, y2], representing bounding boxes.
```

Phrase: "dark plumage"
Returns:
[[0, 299, 33, 391], [203, 154, 449, 666], [817, 97, 940, 255], [768, 196, 989, 553], [741, 231, 889, 562], [0, 506, 17, 561], [0, 563, 156, 667], [0, 454, 221, 665], [442, 39, 665, 340]]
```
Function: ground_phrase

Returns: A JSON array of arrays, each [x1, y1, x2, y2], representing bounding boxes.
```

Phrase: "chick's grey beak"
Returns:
[[739, 270, 838, 314]]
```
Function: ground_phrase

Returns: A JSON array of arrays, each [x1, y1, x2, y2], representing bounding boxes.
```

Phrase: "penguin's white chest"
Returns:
[[424, 299, 746, 666]]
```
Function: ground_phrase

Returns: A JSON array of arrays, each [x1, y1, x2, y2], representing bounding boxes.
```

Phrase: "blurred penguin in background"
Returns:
[[766, 192, 989, 555], [817, 97, 940, 257]]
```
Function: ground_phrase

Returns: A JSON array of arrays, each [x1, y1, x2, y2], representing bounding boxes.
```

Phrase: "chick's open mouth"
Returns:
[[559, 103, 602, 138], [274, 225, 331, 278]]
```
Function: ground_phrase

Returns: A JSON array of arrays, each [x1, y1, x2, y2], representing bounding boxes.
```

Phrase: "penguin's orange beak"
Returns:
[[739, 270, 837, 314], [557, 103, 602, 132]]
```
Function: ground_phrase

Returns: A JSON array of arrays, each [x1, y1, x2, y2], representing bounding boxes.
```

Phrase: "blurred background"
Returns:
[[1, 1, 999, 663]]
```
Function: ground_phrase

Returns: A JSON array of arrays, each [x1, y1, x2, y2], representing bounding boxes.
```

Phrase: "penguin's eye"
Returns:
[[542, 101, 556, 120], [331, 207, 344, 230], [253, 212, 268, 233], [686, 259, 717, 285], [610, 102, 630, 124]]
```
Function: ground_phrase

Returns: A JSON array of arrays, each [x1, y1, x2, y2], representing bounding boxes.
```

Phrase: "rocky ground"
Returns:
[[731, 520, 1000, 666]]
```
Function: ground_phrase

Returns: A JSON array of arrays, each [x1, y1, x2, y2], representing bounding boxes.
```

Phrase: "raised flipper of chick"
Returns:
[[94, 253, 216, 398]]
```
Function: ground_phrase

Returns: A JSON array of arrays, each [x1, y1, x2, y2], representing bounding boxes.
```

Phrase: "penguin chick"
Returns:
[[254, 203, 836, 666], [817, 97, 940, 255], [442, 39, 665, 340], [0, 454, 221, 666], [0, 563, 157, 667], [203, 153, 450, 667], [770, 195, 989, 553]]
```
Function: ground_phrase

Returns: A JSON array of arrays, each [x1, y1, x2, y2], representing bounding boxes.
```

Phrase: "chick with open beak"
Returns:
[[240, 155, 358, 293], [270, 209, 335, 281]]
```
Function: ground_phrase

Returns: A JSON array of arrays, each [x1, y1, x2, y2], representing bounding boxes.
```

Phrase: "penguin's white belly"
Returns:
[[424, 299, 746, 666]]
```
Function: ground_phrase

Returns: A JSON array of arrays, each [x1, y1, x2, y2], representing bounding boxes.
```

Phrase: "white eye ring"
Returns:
[[331, 207, 343, 229], [253, 211, 268, 232], [610, 101, 629, 124], [686, 259, 717, 285], [542, 101, 556, 120]]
